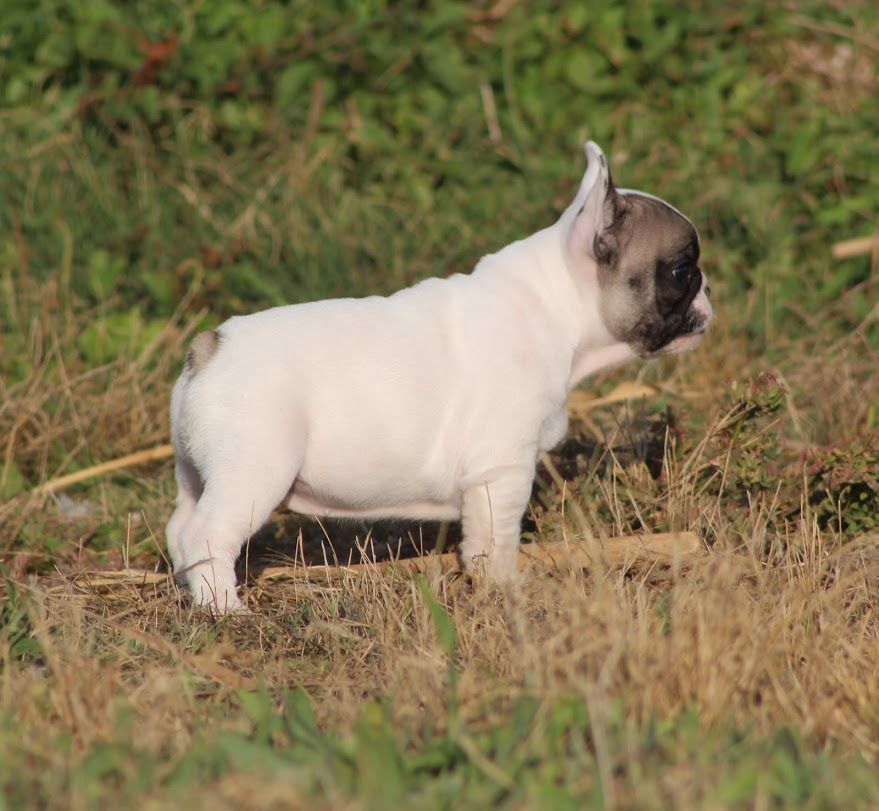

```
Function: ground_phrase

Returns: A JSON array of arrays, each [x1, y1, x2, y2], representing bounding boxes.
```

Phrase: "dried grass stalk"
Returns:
[[831, 234, 879, 259], [71, 532, 702, 589], [260, 531, 703, 581], [34, 444, 174, 494]]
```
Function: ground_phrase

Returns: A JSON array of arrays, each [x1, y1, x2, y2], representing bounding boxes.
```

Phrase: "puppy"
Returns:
[[166, 142, 712, 612]]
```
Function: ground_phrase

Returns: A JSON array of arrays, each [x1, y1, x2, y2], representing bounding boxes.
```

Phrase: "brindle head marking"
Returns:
[[565, 142, 708, 357]]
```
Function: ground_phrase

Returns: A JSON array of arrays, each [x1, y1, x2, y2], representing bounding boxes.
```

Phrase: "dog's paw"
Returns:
[[190, 582, 245, 615], [459, 543, 520, 584]]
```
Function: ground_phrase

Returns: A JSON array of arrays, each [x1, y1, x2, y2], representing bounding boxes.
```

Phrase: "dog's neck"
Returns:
[[552, 221, 638, 386], [559, 243, 636, 387], [476, 223, 636, 391]]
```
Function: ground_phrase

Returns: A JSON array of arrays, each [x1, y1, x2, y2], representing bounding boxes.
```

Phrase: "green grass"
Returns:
[[4, 686, 876, 809], [2, 1, 879, 807]]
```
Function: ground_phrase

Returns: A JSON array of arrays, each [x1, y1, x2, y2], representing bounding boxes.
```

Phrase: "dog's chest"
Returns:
[[537, 402, 569, 452]]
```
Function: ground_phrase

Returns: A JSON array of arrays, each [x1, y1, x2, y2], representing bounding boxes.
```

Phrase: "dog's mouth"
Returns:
[[681, 313, 708, 337], [640, 316, 698, 359], [675, 284, 713, 340], [658, 326, 709, 356], [634, 308, 711, 359], [626, 279, 713, 359]]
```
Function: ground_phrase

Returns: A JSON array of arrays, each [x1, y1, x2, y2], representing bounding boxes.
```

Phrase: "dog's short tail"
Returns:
[[185, 329, 220, 374]]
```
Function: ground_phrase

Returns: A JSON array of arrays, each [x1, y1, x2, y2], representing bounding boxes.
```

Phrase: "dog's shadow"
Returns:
[[234, 420, 670, 580], [236, 515, 463, 580]]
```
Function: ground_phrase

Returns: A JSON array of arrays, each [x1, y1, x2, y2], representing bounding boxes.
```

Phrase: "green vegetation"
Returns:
[[2, 1, 878, 807], [4, 680, 876, 809]]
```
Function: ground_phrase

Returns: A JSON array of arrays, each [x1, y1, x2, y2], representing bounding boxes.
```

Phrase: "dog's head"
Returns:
[[564, 142, 712, 357]]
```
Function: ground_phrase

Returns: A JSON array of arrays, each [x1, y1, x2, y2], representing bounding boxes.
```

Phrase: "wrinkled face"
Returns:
[[597, 192, 712, 357]]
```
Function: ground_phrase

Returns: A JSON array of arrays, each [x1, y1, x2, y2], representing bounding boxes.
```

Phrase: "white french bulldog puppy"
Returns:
[[166, 142, 712, 612]]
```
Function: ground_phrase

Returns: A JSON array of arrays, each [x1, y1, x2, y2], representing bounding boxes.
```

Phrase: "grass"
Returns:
[[2, 527, 879, 808], [2, 1, 879, 807]]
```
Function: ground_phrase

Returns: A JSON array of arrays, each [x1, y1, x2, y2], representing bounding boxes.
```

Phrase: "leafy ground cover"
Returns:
[[2, 1, 879, 807]]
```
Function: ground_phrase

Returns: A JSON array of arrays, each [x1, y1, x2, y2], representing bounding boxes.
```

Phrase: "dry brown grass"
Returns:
[[5, 513, 879, 807], [3, 268, 879, 807]]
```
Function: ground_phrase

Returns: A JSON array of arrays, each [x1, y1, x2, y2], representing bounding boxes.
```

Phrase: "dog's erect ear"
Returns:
[[565, 141, 625, 267]]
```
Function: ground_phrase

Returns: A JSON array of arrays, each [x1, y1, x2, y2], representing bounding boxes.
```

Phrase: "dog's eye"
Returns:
[[670, 265, 692, 287]]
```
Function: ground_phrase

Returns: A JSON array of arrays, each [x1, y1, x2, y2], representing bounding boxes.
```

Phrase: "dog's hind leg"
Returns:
[[173, 437, 303, 612], [166, 372, 203, 576], [165, 455, 202, 573], [174, 475, 293, 612]]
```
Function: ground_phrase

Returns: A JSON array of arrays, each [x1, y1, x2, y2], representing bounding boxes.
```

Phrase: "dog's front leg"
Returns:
[[459, 468, 534, 581]]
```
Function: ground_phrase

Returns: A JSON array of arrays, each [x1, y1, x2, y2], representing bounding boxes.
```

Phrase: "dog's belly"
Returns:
[[284, 483, 462, 521]]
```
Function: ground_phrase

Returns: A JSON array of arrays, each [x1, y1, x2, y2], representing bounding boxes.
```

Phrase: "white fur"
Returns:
[[166, 142, 710, 611]]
